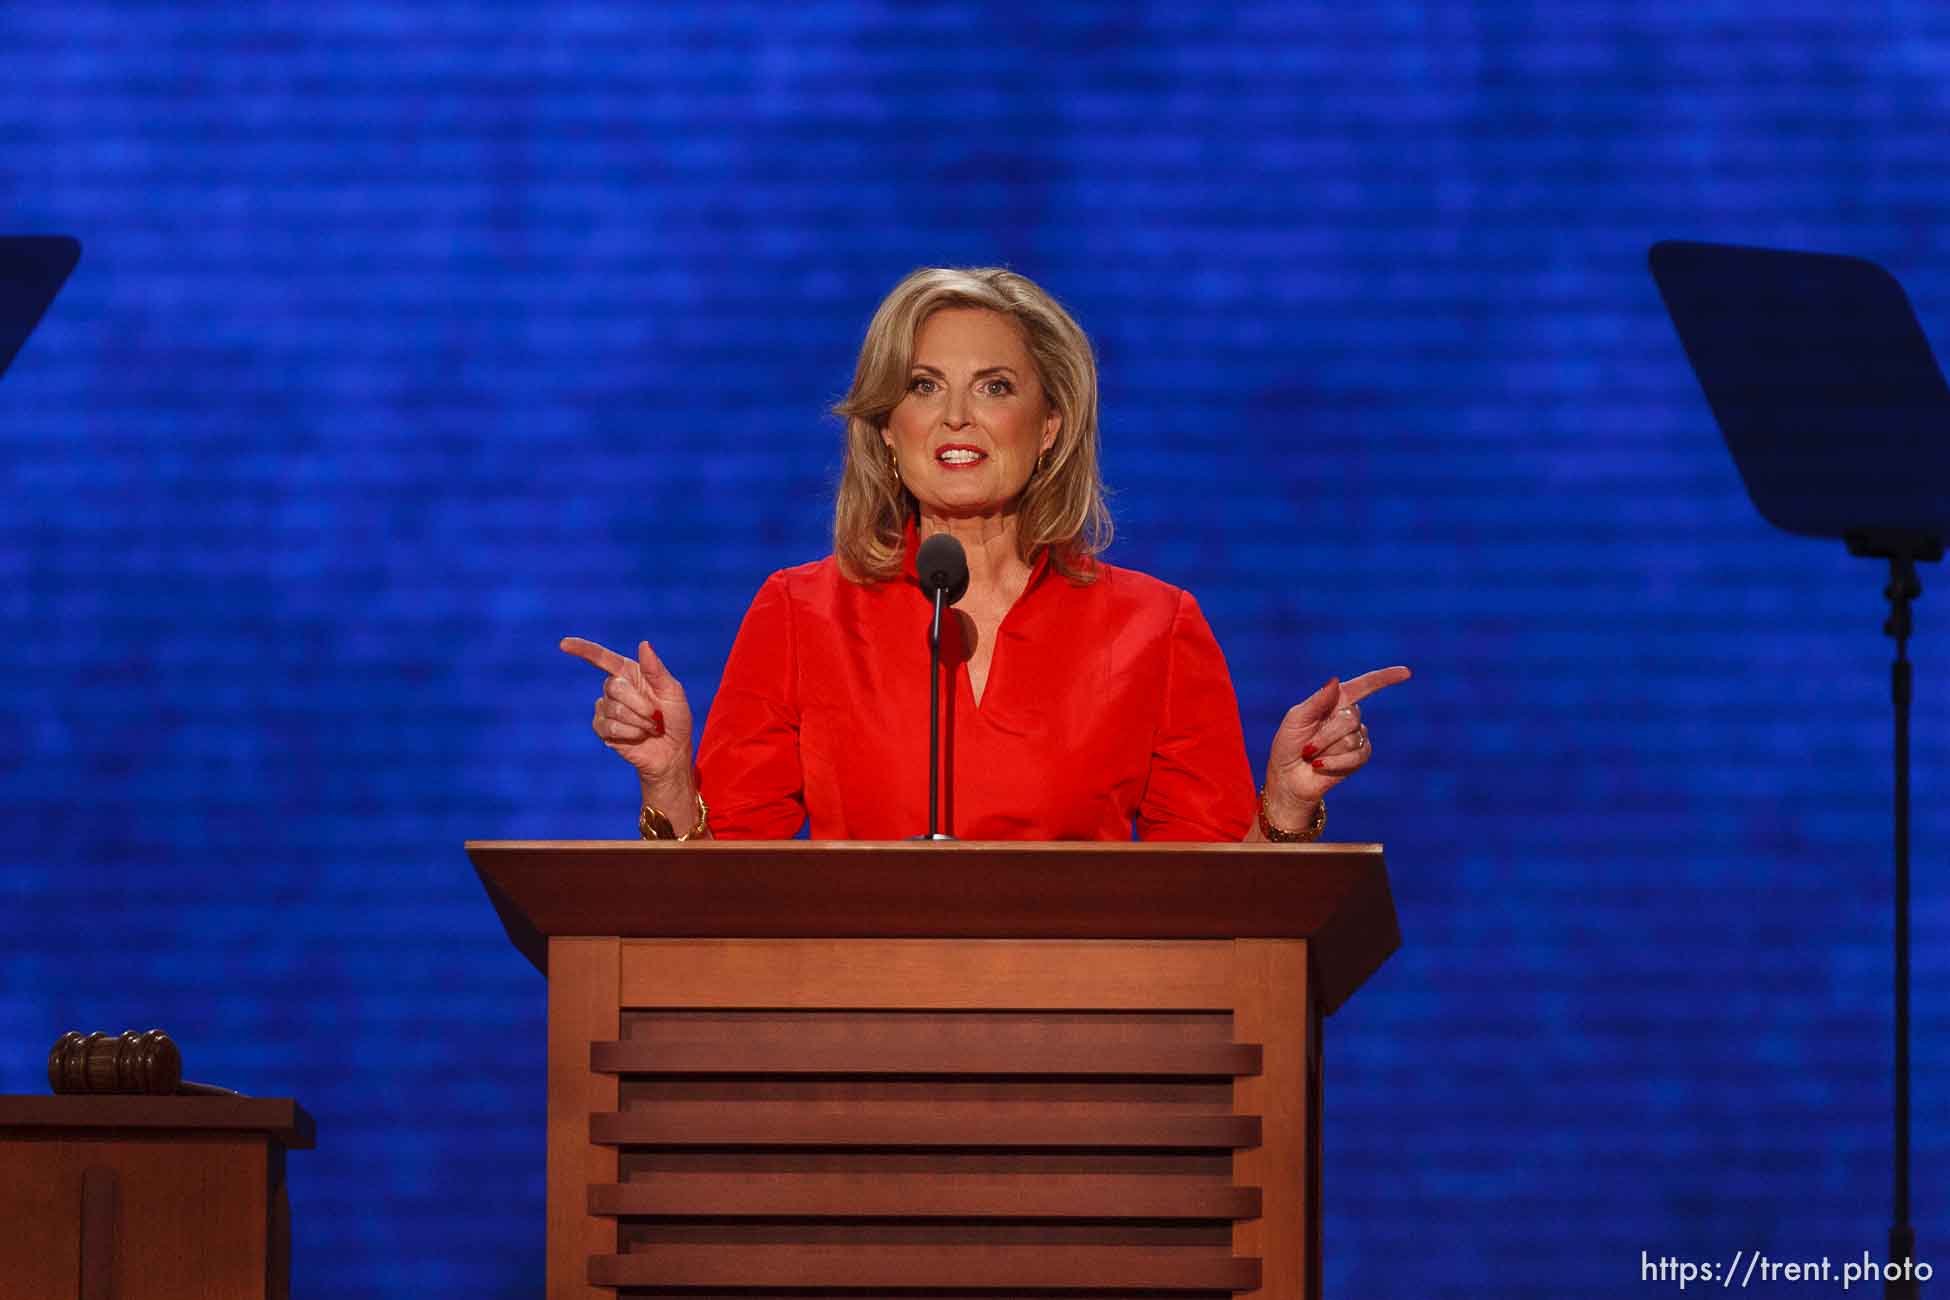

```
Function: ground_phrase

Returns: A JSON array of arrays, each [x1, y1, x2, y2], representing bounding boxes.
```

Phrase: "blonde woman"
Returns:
[[564, 267, 1408, 841]]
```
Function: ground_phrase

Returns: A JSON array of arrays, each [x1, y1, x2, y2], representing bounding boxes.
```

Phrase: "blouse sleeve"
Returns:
[[695, 571, 808, 838], [1134, 590, 1257, 842]]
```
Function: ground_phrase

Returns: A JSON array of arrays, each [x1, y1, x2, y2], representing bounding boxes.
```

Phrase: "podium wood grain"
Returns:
[[547, 938, 618, 1300], [0, 1097, 310, 1300], [473, 840, 1399, 1300], [1232, 940, 1315, 1300]]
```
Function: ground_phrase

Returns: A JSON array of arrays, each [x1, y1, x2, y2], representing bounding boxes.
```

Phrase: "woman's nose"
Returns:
[[942, 388, 972, 428]]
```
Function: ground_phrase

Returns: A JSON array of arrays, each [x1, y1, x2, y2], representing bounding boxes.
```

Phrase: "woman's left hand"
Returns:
[[1262, 666, 1412, 829]]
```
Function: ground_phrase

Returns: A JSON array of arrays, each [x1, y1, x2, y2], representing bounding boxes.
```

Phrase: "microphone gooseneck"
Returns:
[[915, 534, 969, 840]]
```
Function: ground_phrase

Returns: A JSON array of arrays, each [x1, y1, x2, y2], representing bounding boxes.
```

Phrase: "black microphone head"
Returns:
[[916, 533, 970, 605]]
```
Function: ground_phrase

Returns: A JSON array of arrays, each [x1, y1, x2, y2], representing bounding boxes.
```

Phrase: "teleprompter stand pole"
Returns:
[[1848, 531, 1940, 1300], [1650, 241, 1946, 1299]]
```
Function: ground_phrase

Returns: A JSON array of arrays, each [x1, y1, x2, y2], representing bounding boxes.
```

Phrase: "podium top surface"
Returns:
[[0, 1096, 315, 1148], [467, 839, 1398, 1015]]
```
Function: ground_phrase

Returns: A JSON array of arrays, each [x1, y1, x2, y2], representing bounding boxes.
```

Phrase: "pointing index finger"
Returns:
[[560, 636, 634, 678], [1339, 666, 1412, 706]]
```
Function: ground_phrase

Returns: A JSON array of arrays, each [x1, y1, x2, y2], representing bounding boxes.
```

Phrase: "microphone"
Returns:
[[915, 534, 968, 839], [917, 533, 970, 607]]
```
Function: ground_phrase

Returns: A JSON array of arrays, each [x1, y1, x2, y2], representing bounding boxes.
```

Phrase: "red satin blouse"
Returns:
[[696, 530, 1257, 841]]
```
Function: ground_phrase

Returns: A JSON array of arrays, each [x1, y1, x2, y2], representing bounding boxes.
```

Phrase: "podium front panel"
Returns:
[[546, 936, 1317, 1299]]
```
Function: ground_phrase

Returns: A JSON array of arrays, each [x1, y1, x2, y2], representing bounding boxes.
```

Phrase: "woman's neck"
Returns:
[[917, 509, 1033, 608]]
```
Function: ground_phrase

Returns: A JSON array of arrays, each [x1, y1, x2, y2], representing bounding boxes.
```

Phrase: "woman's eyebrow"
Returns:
[[908, 362, 1019, 377]]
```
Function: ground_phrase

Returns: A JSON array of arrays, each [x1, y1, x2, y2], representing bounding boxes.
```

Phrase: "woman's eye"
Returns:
[[908, 376, 937, 394], [983, 379, 1013, 396]]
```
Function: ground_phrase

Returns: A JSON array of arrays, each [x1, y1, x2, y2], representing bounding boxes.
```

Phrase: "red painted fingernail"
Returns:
[[1301, 745, 1317, 759], [651, 709, 665, 732], [1311, 760, 1325, 771]]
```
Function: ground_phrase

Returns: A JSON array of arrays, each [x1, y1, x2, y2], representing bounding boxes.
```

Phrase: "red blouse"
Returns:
[[696, 531, 1257, 841]]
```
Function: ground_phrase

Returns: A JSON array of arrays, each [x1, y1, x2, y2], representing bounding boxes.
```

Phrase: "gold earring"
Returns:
[[885, 445, 900, 482], [1035, 448, 1047, 475]]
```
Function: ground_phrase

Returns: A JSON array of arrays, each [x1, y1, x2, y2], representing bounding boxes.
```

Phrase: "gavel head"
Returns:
[[48, 1029, 183, 1096]]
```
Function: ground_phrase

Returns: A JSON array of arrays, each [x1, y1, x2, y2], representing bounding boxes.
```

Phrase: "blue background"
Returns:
[[2, 4, 1946, 1295]]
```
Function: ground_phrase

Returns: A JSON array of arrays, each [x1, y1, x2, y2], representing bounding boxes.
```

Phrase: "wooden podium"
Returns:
[[468, 839, 1398, 1300], [0, 1095, 313, 1300]]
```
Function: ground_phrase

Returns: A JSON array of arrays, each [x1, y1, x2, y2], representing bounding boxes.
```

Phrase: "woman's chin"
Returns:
[[914, 474, 1030, 515], [915, 491, 1022, 521]]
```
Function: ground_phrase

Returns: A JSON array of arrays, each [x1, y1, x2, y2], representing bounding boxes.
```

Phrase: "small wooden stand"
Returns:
[[470, 838, 1399, 1300], [0, 1096, 314, 1300]]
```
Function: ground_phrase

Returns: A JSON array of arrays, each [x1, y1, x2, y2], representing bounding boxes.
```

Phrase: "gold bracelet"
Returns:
[[639, 790, 710, 841], [1257, 787, 1326, 843]]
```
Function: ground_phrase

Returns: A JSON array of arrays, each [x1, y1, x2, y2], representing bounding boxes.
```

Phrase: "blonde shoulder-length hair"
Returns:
[[832, 267, 1112, 584]]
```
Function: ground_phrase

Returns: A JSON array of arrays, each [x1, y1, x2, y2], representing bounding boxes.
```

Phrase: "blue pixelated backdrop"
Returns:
[[2, 4, 1945, 1295]]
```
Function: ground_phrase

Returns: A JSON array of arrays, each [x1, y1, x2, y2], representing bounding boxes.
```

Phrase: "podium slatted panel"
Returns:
[[589, 1008, 1261, 1294], [615, 939, 1239, 1010], [589, 1173, 1262, 1218], [592, 1031, 1263, 1077], [594, 1103, 1258, 1148], [590, 1245, 1260, 1289]]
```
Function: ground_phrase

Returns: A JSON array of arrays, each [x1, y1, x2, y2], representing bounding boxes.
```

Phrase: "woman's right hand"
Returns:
[[559, 637, 696, 798]]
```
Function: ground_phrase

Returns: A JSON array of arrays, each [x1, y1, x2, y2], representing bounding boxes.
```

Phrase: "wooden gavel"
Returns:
[[48, 1030, 238, 1096]]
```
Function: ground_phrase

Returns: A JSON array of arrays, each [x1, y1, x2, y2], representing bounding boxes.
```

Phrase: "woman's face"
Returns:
[[883, 307, 1060, 522]]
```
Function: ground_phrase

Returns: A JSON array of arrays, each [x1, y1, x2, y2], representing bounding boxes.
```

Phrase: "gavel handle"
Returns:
[[176, 1080, 244, 1097]]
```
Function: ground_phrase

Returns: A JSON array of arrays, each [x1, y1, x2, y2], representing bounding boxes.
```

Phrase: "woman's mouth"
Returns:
[[935, 445, 987, 468]]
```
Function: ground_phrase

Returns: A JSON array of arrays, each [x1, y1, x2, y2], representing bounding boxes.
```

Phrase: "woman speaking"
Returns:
[[562, 267, 1408, 842]]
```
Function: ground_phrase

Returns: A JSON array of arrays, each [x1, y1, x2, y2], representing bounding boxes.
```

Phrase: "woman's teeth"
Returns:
[[937, 449, 985, 464]]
